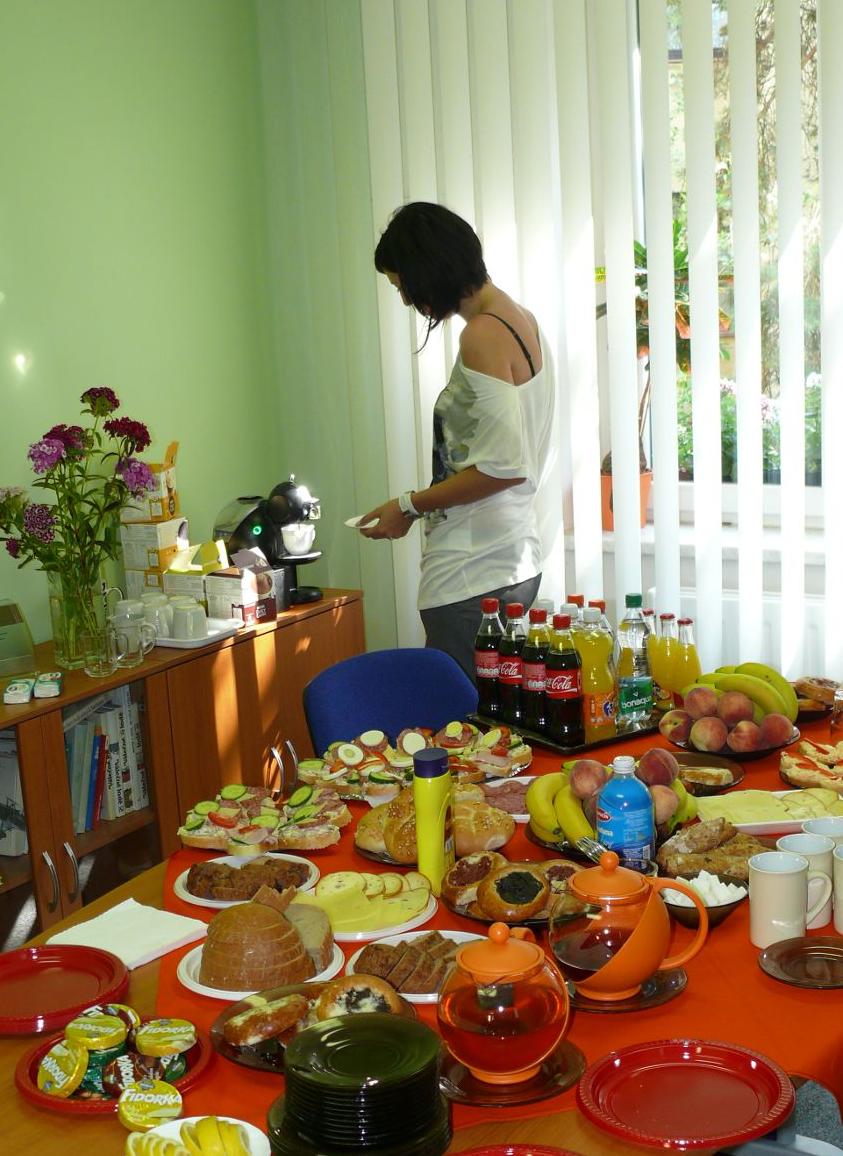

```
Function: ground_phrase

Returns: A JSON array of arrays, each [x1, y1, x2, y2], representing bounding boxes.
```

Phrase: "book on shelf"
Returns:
[[73, 721, 96, 834], [130, 702, 149, 809], [96, 708, 122, 822], [84, 730, 103, 832], [64, 686, 148, 829], [90, 730, 108, 828], [0, 732, 28, 856]]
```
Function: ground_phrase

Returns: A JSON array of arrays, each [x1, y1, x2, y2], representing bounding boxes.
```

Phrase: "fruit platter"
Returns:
[[659, 662, 799, 759]]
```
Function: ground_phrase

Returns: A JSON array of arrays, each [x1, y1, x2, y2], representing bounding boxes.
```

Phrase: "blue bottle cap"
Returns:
[[413, 747, 449, 778]]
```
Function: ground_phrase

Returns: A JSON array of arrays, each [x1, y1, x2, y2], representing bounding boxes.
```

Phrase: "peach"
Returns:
[[637, 747, 681, 788], [659, 709, 692, 744], [650, 784, 680, 825], [758, 712, 794, 749], [717, 690, 755, 728], [684, 686, 721, 720], [569, 759, 609, 801], [689, 716, 729, 752], [726, 719, 763, 753]]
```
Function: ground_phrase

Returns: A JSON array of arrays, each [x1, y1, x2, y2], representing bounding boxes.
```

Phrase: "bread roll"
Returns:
[[222, 993, 309, 1047], [383, 810, 417, 864], [354, 805, 389, 854], [313, 974, 404, 1020], [276, 822, 341, 851], [454, 801, 515, 856], [476, 865, 548, 922]]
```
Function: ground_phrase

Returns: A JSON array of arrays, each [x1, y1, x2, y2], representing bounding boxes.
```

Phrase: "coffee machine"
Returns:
[[213, 476, 322, 606]]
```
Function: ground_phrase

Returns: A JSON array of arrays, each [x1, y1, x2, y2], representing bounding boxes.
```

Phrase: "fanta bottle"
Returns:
[[575, 607, 617, 743], [673, 617, 701, 694]]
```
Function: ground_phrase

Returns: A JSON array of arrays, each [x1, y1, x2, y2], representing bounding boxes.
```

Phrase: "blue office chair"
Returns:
[[303, 647, 479, 753]]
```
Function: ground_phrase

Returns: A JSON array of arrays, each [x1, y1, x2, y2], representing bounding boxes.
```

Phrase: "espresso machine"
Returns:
[[213, 476, 322, 607]]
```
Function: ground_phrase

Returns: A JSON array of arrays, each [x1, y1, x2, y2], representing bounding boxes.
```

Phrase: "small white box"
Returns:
[[119, 518, 188, 571], [124, 570, 165, 600]]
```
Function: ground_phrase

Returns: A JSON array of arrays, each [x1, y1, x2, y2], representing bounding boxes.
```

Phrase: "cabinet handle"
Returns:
[[269, 742, 299, 800], [63, 841, 81, 903], [41, 852, 60, 913]]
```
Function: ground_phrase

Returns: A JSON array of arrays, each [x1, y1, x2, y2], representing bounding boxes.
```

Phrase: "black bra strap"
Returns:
[[482, 312, 536, 376]]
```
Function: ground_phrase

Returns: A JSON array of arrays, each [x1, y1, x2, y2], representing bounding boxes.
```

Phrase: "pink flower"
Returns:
[[104, 417, 151, 452], [23, 503, 56, 542], [45, 424, 86, 455], [5, 539, 21, 558], [117, 458, 155, 495], [81, 386, 119, 415], [27, 437, 66, 473]]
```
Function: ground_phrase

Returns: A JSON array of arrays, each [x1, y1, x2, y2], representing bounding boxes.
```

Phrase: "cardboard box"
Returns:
[[162, 571, 208, 605], [205, 548, 276, 626], [119, 517, 188, 571], [124, 569, 166, 600], [120, 442, 181, 522]]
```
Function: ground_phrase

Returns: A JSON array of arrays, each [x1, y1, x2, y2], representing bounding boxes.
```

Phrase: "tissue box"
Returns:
[[120, 518, 188, 571], [205, 548, 277, 626], [120, 442, 180, 523]]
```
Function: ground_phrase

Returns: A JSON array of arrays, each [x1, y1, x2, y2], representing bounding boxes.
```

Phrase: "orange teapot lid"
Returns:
[[456, 922, 546, 984], [569, 851, 650, 903]]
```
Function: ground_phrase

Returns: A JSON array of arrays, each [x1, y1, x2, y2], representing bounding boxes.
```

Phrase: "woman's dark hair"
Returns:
[[374, 202, 487, 339]]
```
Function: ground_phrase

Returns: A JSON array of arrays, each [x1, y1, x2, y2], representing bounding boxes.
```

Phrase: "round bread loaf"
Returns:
[[199, 903, 315, 991]]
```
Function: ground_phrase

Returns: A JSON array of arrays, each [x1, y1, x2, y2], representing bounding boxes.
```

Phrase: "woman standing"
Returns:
[[359, 202, 555, 681]]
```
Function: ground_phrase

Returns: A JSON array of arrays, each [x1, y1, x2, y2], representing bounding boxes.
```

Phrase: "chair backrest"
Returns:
[[303, 647, 479, 754]]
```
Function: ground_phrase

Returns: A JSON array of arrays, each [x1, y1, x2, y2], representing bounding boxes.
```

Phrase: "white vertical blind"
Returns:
[[682, 0, 723, 672], [775, 0, 806, 674], [640, 0, 681, 616], [818, 0, 843, 674], [728, 0, 765, 660]]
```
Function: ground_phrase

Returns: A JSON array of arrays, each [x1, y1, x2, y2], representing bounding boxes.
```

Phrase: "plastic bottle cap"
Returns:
[[412, 747, 449, 778], [659, 612, 676, 620], [528, 608, 547, 624], [612, 755, 636, 773], [625, 594, 643, 608], [677, 617, 693, 625], [480, 597, 500, 613], [566, 594, 584, 606], [583, 608, 600, 623], [553, 614, 571, 629], [505, 603, 524, 617]]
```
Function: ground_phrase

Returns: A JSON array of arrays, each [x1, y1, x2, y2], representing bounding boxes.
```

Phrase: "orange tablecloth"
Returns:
[[155, 720, 843, 1134]]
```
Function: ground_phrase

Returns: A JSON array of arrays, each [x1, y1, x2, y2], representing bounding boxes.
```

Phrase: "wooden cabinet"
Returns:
[[0, 590, 364, 940]]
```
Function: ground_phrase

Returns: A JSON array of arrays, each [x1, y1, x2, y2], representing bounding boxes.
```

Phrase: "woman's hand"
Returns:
[[358, 498, 415, 540]]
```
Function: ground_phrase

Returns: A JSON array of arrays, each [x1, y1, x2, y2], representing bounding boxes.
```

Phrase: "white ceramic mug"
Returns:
[[777, 833, 834, 928], [281, 522, 316, 556], [833, 845, 843, 934], [172, 602, 207, 640], [749, 850, 833, 948], [802, 816, 843, 847]]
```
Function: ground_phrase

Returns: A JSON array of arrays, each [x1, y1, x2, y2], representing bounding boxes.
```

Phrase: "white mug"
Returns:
[[776, 833, 834, 928], [833, 846, 843, 934], [172, 602, 207, 640], [281, 522, 316, 556], [802, 816, 843, 847], [749, 850, 833, 948]]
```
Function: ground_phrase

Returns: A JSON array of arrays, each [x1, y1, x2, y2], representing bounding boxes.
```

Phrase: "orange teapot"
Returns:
[[437, 922, 570, 1084], [548, 851, 708, 1001]]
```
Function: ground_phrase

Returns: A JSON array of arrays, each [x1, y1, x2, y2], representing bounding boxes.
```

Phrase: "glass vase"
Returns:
[[47, 571, 109, 670]]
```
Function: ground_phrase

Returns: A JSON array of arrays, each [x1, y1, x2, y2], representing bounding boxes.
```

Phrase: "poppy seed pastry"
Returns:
[[198, 902, 315, 991]]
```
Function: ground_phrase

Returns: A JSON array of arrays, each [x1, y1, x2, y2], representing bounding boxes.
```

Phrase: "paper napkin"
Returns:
[[48, 898, 207, 969]]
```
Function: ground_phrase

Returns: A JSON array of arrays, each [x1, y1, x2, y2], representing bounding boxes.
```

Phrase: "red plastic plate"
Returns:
[[457, 1147, 584, 1156], [15, 1027, 212, 1115], [576, 1038, 794, 1151], [0, 946, 129, 1035]]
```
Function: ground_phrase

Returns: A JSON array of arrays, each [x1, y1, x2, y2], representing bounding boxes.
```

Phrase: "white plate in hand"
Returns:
[[144, 1117, 269, 1156], [345, 515, 377, 529], [172, 853, 320, 909], [177, 941, 344, 1000], [345, 928, 482, 1004], [154, 618, 244, 649]]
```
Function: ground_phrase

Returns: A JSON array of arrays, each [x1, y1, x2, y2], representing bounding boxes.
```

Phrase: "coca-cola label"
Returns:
[[499, 657, 523, 685], [522, 661, 546, 693], [474, 650, 500, 680], [546, 669, 582, 698]]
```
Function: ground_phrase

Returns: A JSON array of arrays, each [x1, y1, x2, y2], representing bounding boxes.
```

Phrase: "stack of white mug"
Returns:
[[749, 817, 843, 947], [138, 591, 208, 642]]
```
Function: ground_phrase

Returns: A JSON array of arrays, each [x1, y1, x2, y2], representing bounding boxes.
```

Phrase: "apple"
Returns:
[[637, 747, 681, 788]]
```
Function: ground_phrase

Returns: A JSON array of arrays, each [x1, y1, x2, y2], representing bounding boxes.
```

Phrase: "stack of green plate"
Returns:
[[267, 1013, 451, 1155]]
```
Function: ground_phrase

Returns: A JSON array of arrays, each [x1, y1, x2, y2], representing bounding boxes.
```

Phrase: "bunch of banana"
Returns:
[[125, 1117, 251, 1156], [691, 661, 798, 722], [525, 770, 697, 847]]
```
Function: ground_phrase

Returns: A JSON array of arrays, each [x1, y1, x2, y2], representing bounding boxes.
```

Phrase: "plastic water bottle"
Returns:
[[596, 755, 654, 872], [615, 594, 654, 725], [575, 607, 617, 743]]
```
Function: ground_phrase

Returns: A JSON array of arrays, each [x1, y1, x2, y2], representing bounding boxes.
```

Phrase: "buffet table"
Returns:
[[3, 719, 842, 1155]]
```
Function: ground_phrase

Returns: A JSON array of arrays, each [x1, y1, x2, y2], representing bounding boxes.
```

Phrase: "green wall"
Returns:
[[0, 0, 277, 641]]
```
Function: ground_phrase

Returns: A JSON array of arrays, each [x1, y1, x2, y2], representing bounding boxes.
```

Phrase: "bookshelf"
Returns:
[[0, 589, 364, 937]]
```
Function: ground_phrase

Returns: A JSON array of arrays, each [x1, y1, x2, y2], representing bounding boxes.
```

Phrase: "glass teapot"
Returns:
[[548, 851, 709, 1002], [437, 922, 570, 1084]]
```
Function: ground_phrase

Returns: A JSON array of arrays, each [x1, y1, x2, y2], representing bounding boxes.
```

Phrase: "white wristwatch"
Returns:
[[397, 490, 421, 518]]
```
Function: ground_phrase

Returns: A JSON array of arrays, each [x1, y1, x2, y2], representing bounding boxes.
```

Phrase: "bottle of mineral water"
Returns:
[[615, 594, 654, 725]]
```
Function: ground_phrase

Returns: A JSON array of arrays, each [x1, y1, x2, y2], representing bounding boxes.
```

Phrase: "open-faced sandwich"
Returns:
[[177, 784, 351, 854]]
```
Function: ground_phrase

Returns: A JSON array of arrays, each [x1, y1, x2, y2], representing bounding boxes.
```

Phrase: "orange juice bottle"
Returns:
[[672, 617, 701, 695], [651, 612, 677, 709], [575, 608, 617, 743]]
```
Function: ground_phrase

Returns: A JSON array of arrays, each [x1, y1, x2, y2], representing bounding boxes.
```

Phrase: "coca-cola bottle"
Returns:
[[522, 608, 550, 733], [474, 597, 504, 718], [499, 602, 527, 727], [545, 613, 584, 746]]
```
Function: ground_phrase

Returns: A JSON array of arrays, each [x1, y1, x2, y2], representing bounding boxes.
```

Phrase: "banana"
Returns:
[[525, 772, 566, 835], [715, 664, 737, 673], [553, 783, 595, 843], [219, 1120, 252, 1156], [529, 817, 565, 846], [698, 673, 724, 686], [735, 662, 799, 722], [709, 672, 787, 717], [195, 1118, 226, 1156], [670, 778, 697, 824]]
